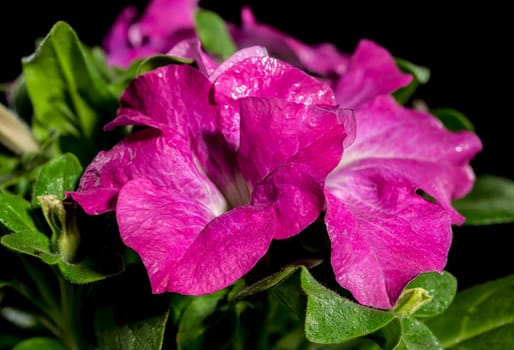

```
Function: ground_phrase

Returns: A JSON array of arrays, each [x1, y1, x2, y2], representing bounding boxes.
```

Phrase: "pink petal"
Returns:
[[166, 38, 219, 76], [102, 0, 199, 67], [117, 177, 276, 294], [213, 56, 336, 147], [69, 129, 225, 216], [102, 6, 138, 55], [237, 97, 351, 187], [209, 45, 269, 82], [252, 163, 326, 240], [231, 7, 349, 77], [325, 187, 452, 309], [324, 96, 482, 308], [68, 188, 119, 216], [333, 39, 412, 107], [105, 65, 219, 168], [213, 56, 335, 104], [132, 0, 198, 40], [236, 97, 353, 239], [332, 95, 482, 219]]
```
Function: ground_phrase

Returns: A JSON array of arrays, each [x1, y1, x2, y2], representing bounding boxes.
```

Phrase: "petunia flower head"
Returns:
[[92, 0, 484, 310], [68, 48, 354, 295], [103, 0, 200, 67]]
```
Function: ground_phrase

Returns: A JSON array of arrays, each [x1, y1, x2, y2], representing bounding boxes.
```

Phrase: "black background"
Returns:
[[1, 1, 512, 290]]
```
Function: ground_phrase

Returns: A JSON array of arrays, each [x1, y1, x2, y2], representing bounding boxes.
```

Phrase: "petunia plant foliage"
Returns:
[[1, 1, 513, 349]]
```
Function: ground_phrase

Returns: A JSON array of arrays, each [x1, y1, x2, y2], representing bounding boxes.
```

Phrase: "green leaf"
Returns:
[[236, 262, 319, 299], [256, 272, 307, 347], [1, 191, 122, 282], [0, 153, 21, 191], [96, 307, 170, 350], [0, 153, 20, 176], [386, 317, 443, 350], [194, 10, 237, 60], [136, 54, 193, 76], [106, 59, 145, 98], [57, 258, 121, 284], [7, 74, 33, 122], [453, 175, 514, 225], [404, 271, 457, 318], [0, 192, 60, 264], [393, 57, 430, 105], [172, 281, 254, 349], [176, 289, 229, 350], [300, 267, 395, 344], [12, 337, 67, 350], [396, 58, 431, 84], [0, 191, 38, 234], [32, 153, 83, 206], [1, 230, 59, 265], [0, 280, 10, 288], [0, 335, 20, 349], [431, 108, 475, 132], [2, 227, 120, 283], [425, 274, 514, 349], [22, 21, 119, 163], [170, 294, 197, 325], [248, 265, 396, 344]]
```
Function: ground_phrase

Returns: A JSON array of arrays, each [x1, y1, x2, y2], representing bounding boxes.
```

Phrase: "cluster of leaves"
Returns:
[[1, 12, 514, 350]]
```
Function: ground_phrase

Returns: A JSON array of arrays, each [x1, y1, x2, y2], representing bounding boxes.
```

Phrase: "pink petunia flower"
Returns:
[[167, 33, 481, 310], [103, 0, 200, 67], [69, 50, 354, 295], [99, 1, 483, 309]]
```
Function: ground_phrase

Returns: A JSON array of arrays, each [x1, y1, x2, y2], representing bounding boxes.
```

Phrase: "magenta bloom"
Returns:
[[69, 51, 353, 295], [103, 0, 199, 67], [98, 1, 483, 309]]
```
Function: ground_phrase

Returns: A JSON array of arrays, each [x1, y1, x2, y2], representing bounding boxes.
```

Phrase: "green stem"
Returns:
[[19, 256, 61, 320], [56, 274, 85, 350], [19, 256, 88, 349]]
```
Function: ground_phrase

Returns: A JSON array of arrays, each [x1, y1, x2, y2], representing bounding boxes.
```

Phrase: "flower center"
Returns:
[[202, 133, 252, 211], [222, 170, 252, 209]]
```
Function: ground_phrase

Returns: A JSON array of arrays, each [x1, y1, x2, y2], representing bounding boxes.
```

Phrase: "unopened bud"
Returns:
[[38, 194, 81, 263], [0, 102, 38, 155], [394, 287, 432, 316]]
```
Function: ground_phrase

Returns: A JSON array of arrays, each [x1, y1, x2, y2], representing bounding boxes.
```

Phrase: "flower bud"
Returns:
[[393, 287, 432, 316], [38, 194, 81, 263], [0, 102, 38, 155]]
